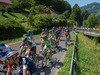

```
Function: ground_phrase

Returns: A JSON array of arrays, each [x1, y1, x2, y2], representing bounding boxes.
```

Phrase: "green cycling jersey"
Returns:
[[42, 39, 51, 47]]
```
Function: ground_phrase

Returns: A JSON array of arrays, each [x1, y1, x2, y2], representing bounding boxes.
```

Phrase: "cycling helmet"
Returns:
[[0, 43, 5, 46], [6, 51, 18, 59], [27, 30, 33, 35], [0, 43, 6, 50]]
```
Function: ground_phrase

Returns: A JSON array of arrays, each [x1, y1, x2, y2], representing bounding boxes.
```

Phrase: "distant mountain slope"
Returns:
[[81, 2, 100, 14]]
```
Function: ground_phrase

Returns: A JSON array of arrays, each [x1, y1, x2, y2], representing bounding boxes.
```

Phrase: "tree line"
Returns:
[[0, 0, 100, 40]]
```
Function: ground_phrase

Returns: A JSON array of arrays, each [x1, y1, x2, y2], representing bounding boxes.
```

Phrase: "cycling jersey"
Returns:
[[32, 41, 36, 47], [7, 63, 12, 68], [6, 56, 36, 75], [22, 39, 36, 48], [55, 29, 61, 38], [55, 29, 61, 34], [64, 30, 68, 37], [27, 36, 36, 47], [0, 43, 12, 58], [18, 56, 36, 75], [42, 39, 51, 47]]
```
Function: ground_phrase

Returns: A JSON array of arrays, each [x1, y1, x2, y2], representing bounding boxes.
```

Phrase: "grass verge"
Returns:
[[76, 33, 100, 75], [58, 32, 75, 75]]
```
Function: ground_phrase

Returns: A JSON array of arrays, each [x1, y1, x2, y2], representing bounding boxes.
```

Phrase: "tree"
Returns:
[[11, 0, 20, 9], [86, 14, 98, 28], [35, 0, 71, 13], [81, 10, 90, 26], [32, 14, 52, 30], [82, 10, 90, 20], [70, 4, 81, 26], [63, 10, 71, 19], [12, 0, 31, 10], [19, 0, 31, 10], [52, 0, 71, 13]]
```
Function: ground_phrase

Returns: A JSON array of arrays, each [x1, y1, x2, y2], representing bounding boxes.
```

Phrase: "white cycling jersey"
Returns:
[[32, 41, 36, 47]]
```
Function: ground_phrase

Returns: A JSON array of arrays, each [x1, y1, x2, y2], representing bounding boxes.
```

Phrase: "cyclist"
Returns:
[[40, 34, 52, 62], [44, 28, 49, 36], [52, 27, 56, 33], [27, 30, 37, 56], [27, 30, 34, 41], [54, 27, 61, 47], [41, 29, 45, 35], [5, 51, 37, 75], [0, 43, 12, 58], [67, 29, 70, 41], [48, 30, 56, 46], [64, 29, 69, 47], [18, 34, 38, 64], [40, 29, 47, 43]]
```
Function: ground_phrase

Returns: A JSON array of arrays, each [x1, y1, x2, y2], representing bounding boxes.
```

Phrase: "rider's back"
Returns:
[[18, 56, 36, 74]]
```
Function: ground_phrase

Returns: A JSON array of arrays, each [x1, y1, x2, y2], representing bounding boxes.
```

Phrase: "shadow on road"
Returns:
[[36, 42, 41, 45], [44, 67, 51, 75], [37, 53, 64, 75], [56, 60, 63, 69], [57, 46, 68, 52], [37, 60, 63, 75]]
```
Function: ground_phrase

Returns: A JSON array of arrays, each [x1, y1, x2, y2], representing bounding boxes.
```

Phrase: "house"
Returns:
[[0, 0, 12, 5]]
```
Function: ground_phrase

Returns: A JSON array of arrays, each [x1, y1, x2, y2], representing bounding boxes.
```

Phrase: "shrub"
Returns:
[[23, 23, 40, 34], [6, 6, 13, 13], [32, 14, 52, 30], [0, 19, 25, 40]]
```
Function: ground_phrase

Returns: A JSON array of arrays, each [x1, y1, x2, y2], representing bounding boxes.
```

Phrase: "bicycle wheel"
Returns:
[[48, 57, 57, 68], [41, 52, 46, 68]]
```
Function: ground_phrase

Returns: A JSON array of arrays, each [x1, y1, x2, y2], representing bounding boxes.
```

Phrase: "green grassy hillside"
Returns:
[[77, 34, 100, 75], [0, 12, 27, 22], [81, 2, 100, 14]]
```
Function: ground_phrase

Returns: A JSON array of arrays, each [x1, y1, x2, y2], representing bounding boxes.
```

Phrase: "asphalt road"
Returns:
[[1, 34, 68, 75]]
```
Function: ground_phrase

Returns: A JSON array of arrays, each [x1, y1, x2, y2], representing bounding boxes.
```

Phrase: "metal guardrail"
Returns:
[[75, 27, 100, 37], [69, 31, 78, 75], [76, 27, 100, 33]]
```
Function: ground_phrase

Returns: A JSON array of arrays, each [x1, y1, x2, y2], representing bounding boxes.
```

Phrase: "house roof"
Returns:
[[0, 0, 12, 4]]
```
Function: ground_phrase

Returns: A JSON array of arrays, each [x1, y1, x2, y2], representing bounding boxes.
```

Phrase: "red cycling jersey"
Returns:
[[7, 64, 12, 68]]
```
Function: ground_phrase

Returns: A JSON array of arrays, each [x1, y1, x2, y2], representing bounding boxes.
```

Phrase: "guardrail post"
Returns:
[[73, 59, 78, 71]]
